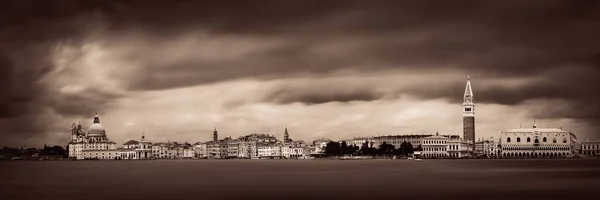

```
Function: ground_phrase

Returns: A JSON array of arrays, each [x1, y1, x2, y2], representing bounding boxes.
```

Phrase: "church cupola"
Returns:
[[93, 112, 100, 124]]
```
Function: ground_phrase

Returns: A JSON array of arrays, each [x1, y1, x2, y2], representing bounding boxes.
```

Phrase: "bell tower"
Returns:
[[213, 127, 218, 142], [284, 125, 290, 142], [463, 76, 475, 149]]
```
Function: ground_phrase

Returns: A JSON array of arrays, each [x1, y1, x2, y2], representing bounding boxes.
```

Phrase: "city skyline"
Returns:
[[2, 1, 600, 147]]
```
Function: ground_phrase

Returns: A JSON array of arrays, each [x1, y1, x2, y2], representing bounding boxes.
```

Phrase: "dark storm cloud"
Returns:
[[2, 0, 600, 145], [263, 85, 386, 105], [110, 0, 600, 91]]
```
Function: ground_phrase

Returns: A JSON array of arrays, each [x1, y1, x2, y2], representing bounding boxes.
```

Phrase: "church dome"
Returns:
[[88, 124, 106, 137], [87, 114, 106, 137]]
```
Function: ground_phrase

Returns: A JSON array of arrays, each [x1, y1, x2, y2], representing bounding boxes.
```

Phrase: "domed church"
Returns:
[[68, 113, 118, 160]]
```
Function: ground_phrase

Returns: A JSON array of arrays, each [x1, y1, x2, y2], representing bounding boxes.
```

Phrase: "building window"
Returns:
[[507, 137, 511, 143], [553, 138, 557, 143], [563, 138, 567, 143], [543, 137, 547, 142], [517, 137, 521, 143], [527, 137, 531, 142]]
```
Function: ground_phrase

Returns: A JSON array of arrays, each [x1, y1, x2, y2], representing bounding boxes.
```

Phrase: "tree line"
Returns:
[[324, 141, 422, 157]]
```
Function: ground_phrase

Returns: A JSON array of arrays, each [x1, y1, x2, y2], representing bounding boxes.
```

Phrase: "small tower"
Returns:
[[71, 122, 77, 141], [93, 112, 100, 124], [141, 132, 146, 142], [77, 121, 84, 136], [533, 119, 537, 129], [213, 127, 218, 142], [284, 125, 290, 142]]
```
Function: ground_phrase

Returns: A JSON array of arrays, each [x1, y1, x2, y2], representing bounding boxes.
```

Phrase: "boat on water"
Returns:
[[415, 158, 422, 162]]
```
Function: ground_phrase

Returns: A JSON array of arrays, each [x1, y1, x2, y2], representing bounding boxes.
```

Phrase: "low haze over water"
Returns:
[[1, 160, 600, 200]]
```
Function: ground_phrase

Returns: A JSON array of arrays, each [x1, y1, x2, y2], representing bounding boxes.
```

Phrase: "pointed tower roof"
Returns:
[[464, 76, 473, 98]]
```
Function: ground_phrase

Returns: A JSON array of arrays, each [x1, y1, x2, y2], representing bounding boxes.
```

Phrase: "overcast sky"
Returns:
[[1, 0, 599, 147]]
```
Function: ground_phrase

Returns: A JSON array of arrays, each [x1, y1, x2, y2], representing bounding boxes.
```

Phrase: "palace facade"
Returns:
[[500, 123, 575, 158]]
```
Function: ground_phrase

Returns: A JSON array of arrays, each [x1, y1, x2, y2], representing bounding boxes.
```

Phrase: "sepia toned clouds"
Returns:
[[1, 0, 599, 146]]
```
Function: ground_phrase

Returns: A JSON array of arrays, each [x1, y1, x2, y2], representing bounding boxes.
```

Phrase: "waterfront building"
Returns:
[[448, 139, 472, 158], [421, 133, 449, 158], [581, 139, 600, 156], [236, 133, 279, 159], [121, 133, 153, 159], [463, 76, 476, 152], [350, 137, 372, 148], [500, 123, 573, 158], [227, 139, 239, 158], [119, 149, 137, 160], [370, 134, 451, 149], [151, 142, 172, 159], [312, 138, 331, 154], [422, 132, 472, 158], [282, 145, 306, 159], [193, 142, 208, 158], [474, 137, 498, 158], [181, 144, 194, 159], [257, 143, 283, 158], [68, 114, 118, 160]]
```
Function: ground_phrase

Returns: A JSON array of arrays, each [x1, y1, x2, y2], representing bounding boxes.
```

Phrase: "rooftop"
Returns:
[[503, 127, 570, 133]]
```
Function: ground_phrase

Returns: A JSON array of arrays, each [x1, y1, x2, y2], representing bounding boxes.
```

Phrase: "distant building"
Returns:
[[68, 114, 118, 160], [152, 142, 173, 159], [474, 137, 498, 158], [581, 139, 600, 156], [422, 132, 472, 158], [312, 138, 332, 154], [500, 123, 573, 158], [121, 133, 153, 159], [370, 134, 453, 149]]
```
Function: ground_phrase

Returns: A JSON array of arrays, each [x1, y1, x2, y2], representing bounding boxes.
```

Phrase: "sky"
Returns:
[[1, 0, 600, 147]]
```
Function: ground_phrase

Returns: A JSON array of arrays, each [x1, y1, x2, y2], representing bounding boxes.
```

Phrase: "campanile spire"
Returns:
[[462, 76, 475, 152]]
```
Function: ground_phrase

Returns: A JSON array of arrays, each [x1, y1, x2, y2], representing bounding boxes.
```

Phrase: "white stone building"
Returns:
[[422, 134, 449, 158], [447, 139, 473, 158], [282, 146, 306, 159], [581, 139, 600, 156], [370, 135, 434, 149], [421, 133, 472, 158], [152, 142, 172, 159], [121, 133, 153, 160], [68, 114, 118, 160], [193, 142, 208, 158], [500, 123, 573, 158], [257, 144, 283, 158]]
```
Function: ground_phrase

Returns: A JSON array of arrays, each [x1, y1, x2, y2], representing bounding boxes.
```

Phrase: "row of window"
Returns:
[[502, 146, 569, 151], [502, 152, 568, 157], [424, 140, 447, 145], [424, 148, 447, 152], [506, 137, 566, 143], [582, 144, 600, 150]]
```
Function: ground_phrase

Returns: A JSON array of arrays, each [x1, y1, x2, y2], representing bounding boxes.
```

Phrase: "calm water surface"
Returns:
[[1, 159, 599, 200]]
